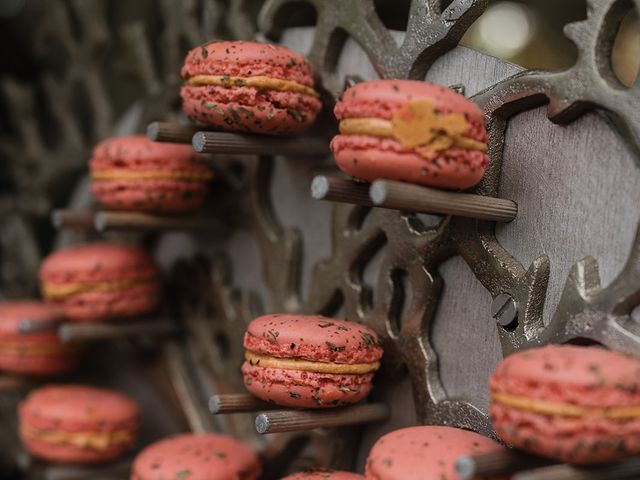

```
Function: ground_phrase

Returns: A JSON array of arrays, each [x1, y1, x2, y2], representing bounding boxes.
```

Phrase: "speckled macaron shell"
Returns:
[[19, 385, 139, 464], [180, 41, 322, 135], [365, 426, 506, 480], [130, 433, 261, 480], [282, 470, 365, 479], [90, 135, 212, 212], [0, 301, 78, 375], [242, 314, 383, 408], [490, 344, 640, 464], [330, 79, 489, 189], [39, 242, 159, 322]]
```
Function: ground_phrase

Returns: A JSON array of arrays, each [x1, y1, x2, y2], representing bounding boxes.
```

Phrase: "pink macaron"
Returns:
[[130, 433, 261, 480], [19, 384, 139, 464], [90, 135, 213, 212], [365, 426, 506, 480], [490, 344, 640, 464], [330, 79, 489, 189], [282, 470, 365, 479], [0, 301, 79, 375], [39, 242, 160, 322], [180, 41, 322, 135], [242, 314, 383, 408]]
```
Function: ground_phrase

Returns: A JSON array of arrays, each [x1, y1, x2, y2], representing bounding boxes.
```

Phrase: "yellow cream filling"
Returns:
[[42, 277, 154, 300], [185, 74, 319, 98], [245, 350, 380, 375], [339, 117, 487, 153], [338, 99, 487, 161], [492, 391, 640, 420], [91, 170, 214, 181], [21, 425, 133, 451]]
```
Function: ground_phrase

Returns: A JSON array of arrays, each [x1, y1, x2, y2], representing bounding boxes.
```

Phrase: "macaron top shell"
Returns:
[[181, 40, 314, 87], [282, 470, 365, 479], [0, 301, 61, 338], [20, 385, 139, 432], [490, 344, 640, 407], [91, 135, 209, 172], [244, 314, 383, 364], [335, 79, 484, 123], [366, 426, 505, 480], [40, 242, 158, 285], [131, 433, 261, 480]]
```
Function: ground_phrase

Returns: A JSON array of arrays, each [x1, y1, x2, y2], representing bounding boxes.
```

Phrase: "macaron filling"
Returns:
[[42, 276, 156, 300], [185, 74, 319, 97], [337, 99, 487, 161], [91, 170, 214, 181], [492, 391, 640, 420], [244, 350, 380, 375], [21, 425, 134, 451]]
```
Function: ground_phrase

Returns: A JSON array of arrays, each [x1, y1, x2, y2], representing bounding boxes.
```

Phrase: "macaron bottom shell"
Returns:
[[491, 402, 640, 464], [51, 282, 159, 322], [181, 85, 321, 135], [331, 135, 487, 190], [21, 435, 133, 464], [91, 179, 208, 213], [0, 351, 77, 375], [242, 362, 373, 408]]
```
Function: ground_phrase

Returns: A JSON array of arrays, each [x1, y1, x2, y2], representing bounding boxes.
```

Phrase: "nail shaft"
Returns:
[[59, 320, 175, 343], [192, 131, 328, 156], [255, 403, 389, 434], [209, 393, 280, 414], [311, 175, 373, 206], [94, 211, 218, 232], [43, 458, 132, 480], [53, 210, 219, 232], [0, 375, 36, 392], [51, 210, 95, 230], [18, 316, 64, 335], [513, 457, 640, 480], [456, 450, 557, 479], [147, 121, 204, 144], [369, 179, 518, 222]]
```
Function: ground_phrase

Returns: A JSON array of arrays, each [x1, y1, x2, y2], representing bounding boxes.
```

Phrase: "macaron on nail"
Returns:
[[489, 344, 640, 464], [0, 301, 79, 375], [19, 384, 139, 464], [39, 242, 160, 322], [282, 470, 365, 479], [130, 433, 261, 480], [365, 426, 506, 480], [90, 135, 213, 213], [180, 41, 322, 135], [330, 79, 489, 189], [242, 314, 383, 408]]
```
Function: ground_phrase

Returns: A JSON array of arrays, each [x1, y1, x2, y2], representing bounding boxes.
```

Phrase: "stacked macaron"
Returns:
[[489, 344, 640, 464], [0, 301, 79, 375], [330, 79, 489, 189], [130, 433, 261, 480], [180, 41, 322, 135], [242, 314, 383, 408], [39, 242, 159, 322], [19, 384, 139, 464], [90, 135, 213, 213], [365, 426, 506, 480]]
